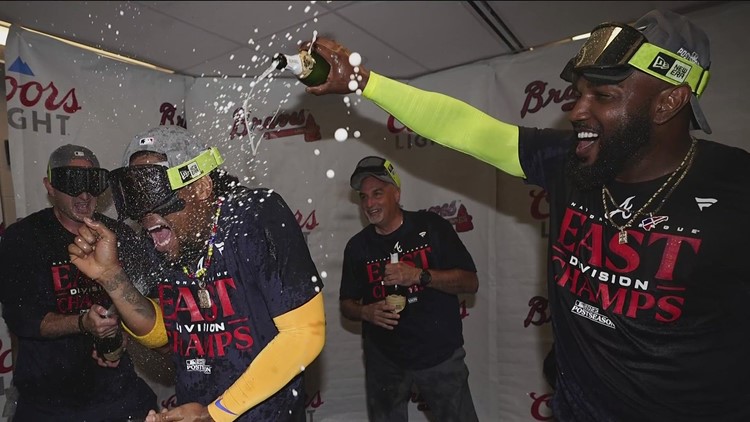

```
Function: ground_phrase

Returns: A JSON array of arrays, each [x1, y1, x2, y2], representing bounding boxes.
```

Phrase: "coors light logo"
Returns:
[[6, 57, 81, 136]]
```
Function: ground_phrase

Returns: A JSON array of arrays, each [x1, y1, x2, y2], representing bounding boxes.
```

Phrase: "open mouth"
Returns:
[[73, 202, 92, 214], [576, 131, 600, 157], [367, 208, 381, 219], [147, 224, 173, 249]]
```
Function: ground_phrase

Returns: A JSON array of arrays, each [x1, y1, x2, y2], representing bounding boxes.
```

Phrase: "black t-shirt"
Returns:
[[340, 210, 476, 369], [157, 187, 323, 421], [0, 208, 156, 416], [519, 127, 750, 421]]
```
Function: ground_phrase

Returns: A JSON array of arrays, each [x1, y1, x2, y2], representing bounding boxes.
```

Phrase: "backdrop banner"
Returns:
[[3, 3, 749, 421]]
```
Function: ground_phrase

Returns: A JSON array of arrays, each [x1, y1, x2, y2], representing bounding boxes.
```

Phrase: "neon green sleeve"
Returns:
[[120, 297, 167, 349], [207, 293, 326, 422], [363, 71, 525, 178]]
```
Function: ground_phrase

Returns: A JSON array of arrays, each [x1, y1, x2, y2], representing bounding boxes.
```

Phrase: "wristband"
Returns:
[[78, 311, 88, 334]]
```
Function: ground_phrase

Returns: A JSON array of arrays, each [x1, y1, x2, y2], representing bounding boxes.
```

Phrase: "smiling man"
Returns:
[[304, 9, 750, 422], [340, 156, 479, 422], [68, 126, 325, 422]]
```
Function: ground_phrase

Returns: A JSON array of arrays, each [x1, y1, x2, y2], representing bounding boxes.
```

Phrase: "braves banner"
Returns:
[[3, 3, 750, 421]]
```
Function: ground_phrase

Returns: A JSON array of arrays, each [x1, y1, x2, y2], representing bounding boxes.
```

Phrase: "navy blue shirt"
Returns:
[[157, 187, 322, 421], [340, 210, 476, 369], [0, 208, 156, 419]]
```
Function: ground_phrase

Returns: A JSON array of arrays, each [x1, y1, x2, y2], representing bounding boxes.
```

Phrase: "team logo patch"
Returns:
[[571, 300, 616, 329]]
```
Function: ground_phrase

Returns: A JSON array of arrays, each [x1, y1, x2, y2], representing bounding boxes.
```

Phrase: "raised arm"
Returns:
[[68, 218, 165, 343], [304, 37, 525, 178]]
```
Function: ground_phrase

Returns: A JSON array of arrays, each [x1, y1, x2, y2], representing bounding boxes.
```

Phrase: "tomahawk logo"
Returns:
[[606, 195, 636, 221], [695, 197, 717, 210]]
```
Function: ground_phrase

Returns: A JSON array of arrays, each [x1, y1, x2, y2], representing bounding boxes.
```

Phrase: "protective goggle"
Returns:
[[350, 156, 401, 189], [109, 147, 224, 221], [561, 23, 710, 97], [49, 166, 110, 197], [109, 164, 185, 221]]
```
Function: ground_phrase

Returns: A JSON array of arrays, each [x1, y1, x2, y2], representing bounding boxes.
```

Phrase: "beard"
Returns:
[[565, 109, 652, 191]]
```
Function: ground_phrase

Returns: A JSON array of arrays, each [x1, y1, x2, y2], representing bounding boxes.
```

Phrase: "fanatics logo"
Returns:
[[695, 197, 717, 210]]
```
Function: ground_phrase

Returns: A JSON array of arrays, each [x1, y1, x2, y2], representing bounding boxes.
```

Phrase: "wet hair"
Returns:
[[209, 168, 242, 198]]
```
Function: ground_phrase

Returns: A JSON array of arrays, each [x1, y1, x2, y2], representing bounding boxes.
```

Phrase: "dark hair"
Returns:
[[209, 168, 241, 198]]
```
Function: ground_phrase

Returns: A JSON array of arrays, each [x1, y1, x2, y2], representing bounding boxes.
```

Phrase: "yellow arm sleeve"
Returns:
[[120, 298, 168, 349], [207, 293, 326, 422], [363, 71, 525, 178]]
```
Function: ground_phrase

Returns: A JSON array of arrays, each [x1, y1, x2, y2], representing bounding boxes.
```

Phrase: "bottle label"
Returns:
[[298, 50, 316, 79], [103, 345, 125, 362], [385, 294, 406, 313]]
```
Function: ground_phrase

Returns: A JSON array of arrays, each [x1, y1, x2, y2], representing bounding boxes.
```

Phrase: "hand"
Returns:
[[383, 262, 421, 287], [300, 37, 370, 95], [146, 403, 211, 422], [68, 218, 121, 284], [85, 304, 120, 338], [360, 301, 400, 330]]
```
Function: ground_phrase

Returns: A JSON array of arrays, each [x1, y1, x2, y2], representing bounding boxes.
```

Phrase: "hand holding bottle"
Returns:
[[298, 37, 370, 96], [94, 306, 126, 363], [82, 304, 120, 338]]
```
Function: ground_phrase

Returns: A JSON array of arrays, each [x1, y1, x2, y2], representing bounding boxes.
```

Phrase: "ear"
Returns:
[[654, 84, 692, 126], [43, 177, 55, 196]]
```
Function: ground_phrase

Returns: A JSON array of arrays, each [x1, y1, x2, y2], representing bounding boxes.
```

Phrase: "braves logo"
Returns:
[[606, 195, 636, 221], [529, 392, 554, 420]]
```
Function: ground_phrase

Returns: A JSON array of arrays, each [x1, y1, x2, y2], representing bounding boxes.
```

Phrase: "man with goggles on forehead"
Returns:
[[0, 144, 157, 421], [69, 126, 325, 422], [302, 7, 750, 422]]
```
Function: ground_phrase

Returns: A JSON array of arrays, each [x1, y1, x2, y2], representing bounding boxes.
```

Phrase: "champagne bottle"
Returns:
[[385, 253, 406, 313], [274, 50, 331, 87], [94, 305, 125, 362], [385, 284, 406, 314], [95, 329, 125, 362]]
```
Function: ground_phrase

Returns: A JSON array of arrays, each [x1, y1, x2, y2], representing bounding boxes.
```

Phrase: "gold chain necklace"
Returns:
[[602, 138, 697, 244]]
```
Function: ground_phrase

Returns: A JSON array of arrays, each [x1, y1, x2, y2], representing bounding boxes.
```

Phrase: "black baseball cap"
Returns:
[[350, 156, 401, 190]]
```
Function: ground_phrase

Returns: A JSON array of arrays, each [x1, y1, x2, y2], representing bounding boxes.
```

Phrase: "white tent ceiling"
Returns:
[[0, 1, 723, 80]]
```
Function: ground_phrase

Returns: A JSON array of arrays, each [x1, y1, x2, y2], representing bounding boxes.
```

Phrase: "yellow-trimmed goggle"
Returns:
[[561, 23, 710, 97], [109, 147, 224, 220]]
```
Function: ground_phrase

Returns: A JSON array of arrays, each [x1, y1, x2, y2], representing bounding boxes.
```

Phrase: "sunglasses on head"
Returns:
[[49, 167, 110, 197], [351, 156, 401, 188]]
